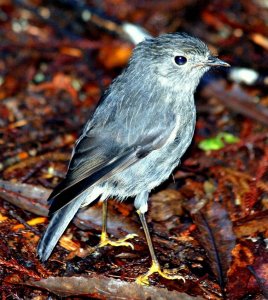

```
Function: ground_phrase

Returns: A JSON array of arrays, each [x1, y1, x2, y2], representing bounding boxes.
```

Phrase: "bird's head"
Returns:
[[130, 32, 229, 92]]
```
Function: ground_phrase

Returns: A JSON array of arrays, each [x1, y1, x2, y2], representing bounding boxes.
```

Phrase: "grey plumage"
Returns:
[[37, 32, 229, 261], [37, 195, 84, 261]]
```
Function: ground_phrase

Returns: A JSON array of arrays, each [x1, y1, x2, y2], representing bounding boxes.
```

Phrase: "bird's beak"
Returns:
[[206, 56, 230, 67]]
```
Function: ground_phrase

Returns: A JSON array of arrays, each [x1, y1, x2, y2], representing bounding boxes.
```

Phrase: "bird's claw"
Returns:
[[136, 261, 186, 285], [99, 233, 138, 250]]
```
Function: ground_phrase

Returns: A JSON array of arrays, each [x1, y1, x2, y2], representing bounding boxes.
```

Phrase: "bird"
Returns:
[[37, 32, 229, 285]]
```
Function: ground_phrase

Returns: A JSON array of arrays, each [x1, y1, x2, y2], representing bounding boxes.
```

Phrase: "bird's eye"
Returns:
[[174, 56, 187, 65]]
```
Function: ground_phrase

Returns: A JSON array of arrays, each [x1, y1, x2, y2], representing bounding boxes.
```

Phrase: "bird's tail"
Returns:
[[37, 195, 85, 262]]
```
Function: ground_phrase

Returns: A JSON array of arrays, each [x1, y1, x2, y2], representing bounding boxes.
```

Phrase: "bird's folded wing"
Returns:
[[48, 124, 175, 216], [48, 134, 111, 202], [48, 148, 136, 215]]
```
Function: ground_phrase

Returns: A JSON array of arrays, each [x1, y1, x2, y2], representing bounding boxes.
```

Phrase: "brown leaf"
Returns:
[[190, 200, 236, 288], [98, 42, 132, 69], [201, 80, 268, 126], [233, 211, 268, 237], [150, 189, 184, 222], [227, 241, 268, 299]]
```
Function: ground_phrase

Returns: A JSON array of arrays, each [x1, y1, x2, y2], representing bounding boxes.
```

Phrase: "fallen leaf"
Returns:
[[190, 199, 236, 289], [27, 275, 203, 299]]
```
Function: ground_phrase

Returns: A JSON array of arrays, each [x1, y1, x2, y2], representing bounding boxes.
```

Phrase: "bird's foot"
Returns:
[[135, 261, 186, 285], [99, 232, 138, 250]]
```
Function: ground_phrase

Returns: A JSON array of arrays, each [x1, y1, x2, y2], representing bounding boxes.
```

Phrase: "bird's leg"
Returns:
[[99, 199, 137, 249], [134, 192, 185, 285]]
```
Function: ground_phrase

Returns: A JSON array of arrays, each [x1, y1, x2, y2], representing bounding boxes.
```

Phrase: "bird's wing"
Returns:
[[48, 121, 174, 216], [48, 134, 111, 201]]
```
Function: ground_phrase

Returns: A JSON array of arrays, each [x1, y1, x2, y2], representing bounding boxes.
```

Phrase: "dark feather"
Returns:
[[48, 135, 111, 201], [49, 148, 137, 215], [37, 195, 85, 261]]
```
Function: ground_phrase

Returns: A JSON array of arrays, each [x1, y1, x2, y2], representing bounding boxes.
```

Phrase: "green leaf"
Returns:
[[220, 132, 240, 144], [198, 132, 239, 151]]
